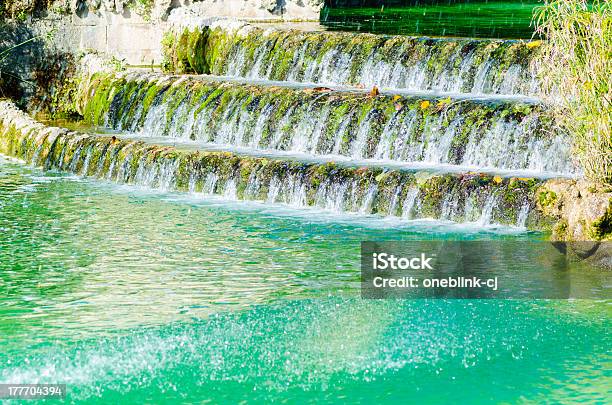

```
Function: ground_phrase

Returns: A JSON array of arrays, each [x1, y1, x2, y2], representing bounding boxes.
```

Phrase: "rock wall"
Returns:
[[37, 12, 168, 65], [1, 2, 170, 110], [537, 180, 612, 241], [0, 0, 322, 109], [169, 0, 322, 21], [2, 0, 321, 22], [0, 23, 77, 113]]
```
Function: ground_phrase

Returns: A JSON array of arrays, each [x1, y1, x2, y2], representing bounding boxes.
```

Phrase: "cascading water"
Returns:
[[165, 22, 542, 96], [0, 102, 549, 228], [4, 10, 610, 403], [1, 17, 576, 230], [81, 72, 577, 175]]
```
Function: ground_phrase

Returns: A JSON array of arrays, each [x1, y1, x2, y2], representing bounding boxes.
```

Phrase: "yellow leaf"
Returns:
[[526, 40, 542, 49], [392, 95, 402, 102], [493, 175, 503, 184], [420, 100, 430, 109], [436, 97, 451, 110], [375, 172, 389, 182]]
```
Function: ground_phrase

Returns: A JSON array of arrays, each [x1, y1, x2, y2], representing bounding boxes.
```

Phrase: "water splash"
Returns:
[[197, 25, 541, 96], [90, 74, 577, 175]]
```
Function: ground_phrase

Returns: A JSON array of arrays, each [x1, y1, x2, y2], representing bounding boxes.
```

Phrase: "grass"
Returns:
[[534, 0, 611, 187]]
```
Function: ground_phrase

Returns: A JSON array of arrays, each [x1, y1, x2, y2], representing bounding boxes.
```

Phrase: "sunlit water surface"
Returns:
[[0, 157, 610, 403]]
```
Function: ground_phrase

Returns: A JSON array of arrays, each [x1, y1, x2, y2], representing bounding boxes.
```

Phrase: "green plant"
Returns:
[[16, 10, 27, 21], [106, 56, 126, 71], [129, 0, 155, 21], [534, 0, 612, 186]]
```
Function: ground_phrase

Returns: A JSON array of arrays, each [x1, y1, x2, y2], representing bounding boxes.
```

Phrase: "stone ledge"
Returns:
[[0, 99, 552, 229]]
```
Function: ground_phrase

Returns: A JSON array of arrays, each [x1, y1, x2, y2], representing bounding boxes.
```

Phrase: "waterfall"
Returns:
[[374, 112, 402, 160], [472, 60, 493, 94], [0, 104, 549, 229], [516, 202, 531, 228], [478, 193, 499, 226], [181, 23, 542, 96], [387, 185, 402, 216], [401, 187, 420, 219], [422, 116, 461, 164], [350, 113, 374, 159], [203, 173, 219, 195], [359, 185, 378, 214], [223, 178, 238, 199], [81, 146, 94, 176], [86, 73, 577, 175]]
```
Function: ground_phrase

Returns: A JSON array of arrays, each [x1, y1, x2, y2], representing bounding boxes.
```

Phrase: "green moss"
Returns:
[[81, 73, 116, 125], [538, 190, 558, 208], [589, 201, 612, 240], [139, 81, 166, 122], [552, 219, 569, 240], [161, 32, 177, 72]]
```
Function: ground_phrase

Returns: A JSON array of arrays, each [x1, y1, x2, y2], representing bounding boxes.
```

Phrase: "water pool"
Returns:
[[0, 157, 610, 403], [321, 1, 541, 39]]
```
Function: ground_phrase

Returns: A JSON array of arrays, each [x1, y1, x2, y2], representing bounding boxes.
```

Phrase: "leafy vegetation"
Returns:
[[535, 0, 611, 187], [0, 0, 54, 20], [128, 0, 155, 22]]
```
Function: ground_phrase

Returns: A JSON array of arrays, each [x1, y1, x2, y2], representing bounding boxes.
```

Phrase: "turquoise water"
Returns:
[[1, 157, 610, 403]]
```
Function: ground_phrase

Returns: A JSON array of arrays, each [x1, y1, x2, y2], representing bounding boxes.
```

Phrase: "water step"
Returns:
[[163, 21, 543, 96], [78, 71, 576, 175], [108, 133, 569, 181], [1, 101, 555, 229]]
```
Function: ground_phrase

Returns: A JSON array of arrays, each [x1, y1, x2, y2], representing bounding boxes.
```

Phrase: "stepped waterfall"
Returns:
[[0, 101, 547, 228], [68, 23, 574, 228], [2, 23, 575, 229], [82, 73, 574, 174], [164, 22, 542, 95]]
